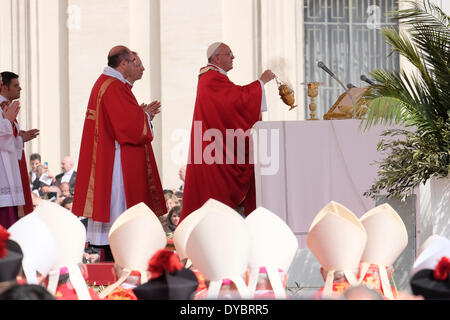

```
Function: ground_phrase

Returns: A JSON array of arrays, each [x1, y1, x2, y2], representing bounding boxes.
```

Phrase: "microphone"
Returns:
[[360, 74, 375, 85], [347, 83, 356, 89], [317, 61, 347, 91], [317, 61, 335, 78], [317, 61, 357, 118]]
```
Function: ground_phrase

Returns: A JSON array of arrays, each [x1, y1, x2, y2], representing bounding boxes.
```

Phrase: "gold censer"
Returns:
[[276, 77, 297, 111]]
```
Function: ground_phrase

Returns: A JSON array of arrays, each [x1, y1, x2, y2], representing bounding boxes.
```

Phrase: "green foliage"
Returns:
[[361, 0, 450, 200], [364, 124, 450, 200]]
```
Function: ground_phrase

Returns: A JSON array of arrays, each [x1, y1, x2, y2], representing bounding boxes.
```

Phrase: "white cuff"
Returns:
[[145, 112, 154, 139], [259, 80, 268, 113]]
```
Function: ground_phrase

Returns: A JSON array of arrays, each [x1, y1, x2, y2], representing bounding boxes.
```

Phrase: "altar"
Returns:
[[252, 119, 420, 291], [252, 119, 403, 248]]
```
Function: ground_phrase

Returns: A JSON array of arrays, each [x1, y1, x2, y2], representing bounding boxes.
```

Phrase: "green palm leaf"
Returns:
[[360, 0, 450, 200]]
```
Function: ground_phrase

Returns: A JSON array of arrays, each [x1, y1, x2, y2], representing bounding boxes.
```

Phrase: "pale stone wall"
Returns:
[[3, 0, 441, 190], [159, 0, 223, 190], [2, 0, 302, 190], [0, 0, 70, 175]]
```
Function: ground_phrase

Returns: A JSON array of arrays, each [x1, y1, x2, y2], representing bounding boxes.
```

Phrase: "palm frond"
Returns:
[[361, 0, 450, 200], [361, 97, 405, 130]]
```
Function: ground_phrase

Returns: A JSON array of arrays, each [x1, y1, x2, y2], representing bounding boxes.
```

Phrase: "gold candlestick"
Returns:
[[301, 82, 323, 120]]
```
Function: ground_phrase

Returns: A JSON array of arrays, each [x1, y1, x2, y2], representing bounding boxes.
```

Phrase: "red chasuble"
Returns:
[[72, 74, 166, 222], [180, 66, 262, 222]]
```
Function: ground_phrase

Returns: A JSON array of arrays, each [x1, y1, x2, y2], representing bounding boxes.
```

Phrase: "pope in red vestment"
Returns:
[[180, 43, 275, 222], [73, 47, 166, 224]]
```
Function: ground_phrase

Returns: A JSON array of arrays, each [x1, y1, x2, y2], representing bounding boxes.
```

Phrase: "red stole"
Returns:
[[180, 66, 262, 222], [7, 113, 33, 216], [72, 75, 166, 222], [17, 151, 33, 216]]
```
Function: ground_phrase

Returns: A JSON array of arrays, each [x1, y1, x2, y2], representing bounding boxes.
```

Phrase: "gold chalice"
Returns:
[[301, 82, 323, 120], [276, 77, 297, 111]]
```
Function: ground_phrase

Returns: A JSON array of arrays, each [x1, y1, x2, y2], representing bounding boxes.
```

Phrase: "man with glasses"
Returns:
[[126, 52, 161, 123], [73, 45, 166, 261], [180, 42, 276, 222]]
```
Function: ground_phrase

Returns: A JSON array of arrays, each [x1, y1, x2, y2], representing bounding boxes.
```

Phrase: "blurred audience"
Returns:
[[166, 194, 180, 213], [55, 156, 77, 195], [29, 153, 41, 186], [61, 197, 73, 211], [165, 205, 181, 233]]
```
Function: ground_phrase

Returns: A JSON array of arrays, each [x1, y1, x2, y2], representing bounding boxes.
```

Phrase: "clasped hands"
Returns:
[[141, 101, 161, 121], [1, 100, 40, 142], [20, 129, 40, 142], [1, 100, 20, 122]]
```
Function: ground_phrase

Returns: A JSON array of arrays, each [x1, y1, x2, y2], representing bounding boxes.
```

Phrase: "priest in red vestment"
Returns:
[[180, 43, 275, 222], [72, 46, 166, 259]]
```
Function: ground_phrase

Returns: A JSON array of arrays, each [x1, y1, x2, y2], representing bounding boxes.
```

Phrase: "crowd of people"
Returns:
[[159, 165, 185, 234], [28, 153, 76, 211]]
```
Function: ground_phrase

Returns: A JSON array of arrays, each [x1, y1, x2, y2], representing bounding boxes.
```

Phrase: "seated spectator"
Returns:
[[175, 190, 184, 200], [166, 194, 180, 214], [55, 156, 77, 195], [40, 185, 60, 202], [60, 182, 72, 198], [56, 182, 72, 205], [163, 189, 174, 202], [32, 164, 55, 195], [165, 206, 181, 233], [31, 192, 42, 209], [29, 153, 41, 186], [31, 165, 45, 193], [61, 197, 73, 211]]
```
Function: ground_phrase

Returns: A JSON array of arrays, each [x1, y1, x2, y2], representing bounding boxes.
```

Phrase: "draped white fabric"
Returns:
[[254, 119, 397, 248]]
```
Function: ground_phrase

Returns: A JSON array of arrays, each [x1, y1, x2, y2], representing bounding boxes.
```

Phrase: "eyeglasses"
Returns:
[[216, 51, 234, 57], [127, 58, 143, 68]]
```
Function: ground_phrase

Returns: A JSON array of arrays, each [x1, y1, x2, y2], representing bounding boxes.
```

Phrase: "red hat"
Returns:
[[132, 250, 198, 300], [410, 235, 450, 299]]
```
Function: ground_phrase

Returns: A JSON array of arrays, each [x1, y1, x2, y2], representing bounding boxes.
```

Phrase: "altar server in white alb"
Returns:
[[0, 73, 24, 229]]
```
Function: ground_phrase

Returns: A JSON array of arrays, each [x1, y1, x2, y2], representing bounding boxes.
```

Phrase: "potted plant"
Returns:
[[361, 0, 449, 203]]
